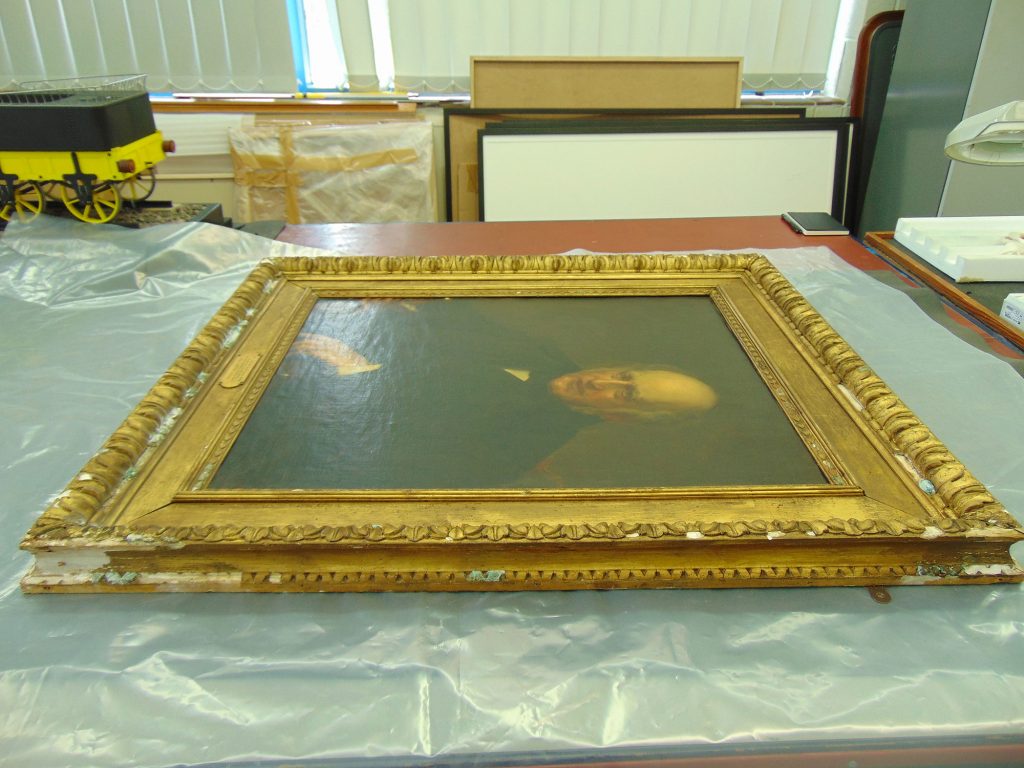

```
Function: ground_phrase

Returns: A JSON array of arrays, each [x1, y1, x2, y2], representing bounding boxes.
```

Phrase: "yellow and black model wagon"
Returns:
[[0, 74, 174, 224]]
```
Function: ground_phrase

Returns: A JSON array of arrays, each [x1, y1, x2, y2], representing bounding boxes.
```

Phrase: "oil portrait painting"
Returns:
[[213, 296, 824, 490]]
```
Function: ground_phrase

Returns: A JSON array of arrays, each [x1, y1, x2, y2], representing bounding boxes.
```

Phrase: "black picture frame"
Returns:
[[442, 107, 807, 221], [476, 117, 854, 224]]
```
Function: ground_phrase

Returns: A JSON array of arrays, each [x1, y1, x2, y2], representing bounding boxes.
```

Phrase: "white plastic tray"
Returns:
[[894, 216, 1024, 282]]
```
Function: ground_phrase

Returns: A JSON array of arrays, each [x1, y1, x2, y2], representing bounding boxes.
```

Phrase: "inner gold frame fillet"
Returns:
[[20, 253, 1024, 593]]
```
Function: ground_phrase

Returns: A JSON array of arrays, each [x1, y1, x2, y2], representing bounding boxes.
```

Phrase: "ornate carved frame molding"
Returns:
[[20, 254, 1024, 592]]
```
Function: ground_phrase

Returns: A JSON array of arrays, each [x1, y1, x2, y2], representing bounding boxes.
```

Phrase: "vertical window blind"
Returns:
[[1, 0, 848, 95], [375, 0, 844, 93], [330, 0, 381, 91], [0, 0, 296, 92]]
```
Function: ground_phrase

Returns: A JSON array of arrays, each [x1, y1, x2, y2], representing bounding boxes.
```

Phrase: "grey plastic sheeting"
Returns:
[[0, 216, 1022, 768]]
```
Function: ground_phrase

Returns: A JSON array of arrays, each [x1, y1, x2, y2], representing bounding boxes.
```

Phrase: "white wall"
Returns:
[[156, 177, 238, 220]]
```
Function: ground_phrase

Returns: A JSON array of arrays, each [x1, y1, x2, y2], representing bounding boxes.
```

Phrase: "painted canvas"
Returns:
[[213, 296, 824, 489]]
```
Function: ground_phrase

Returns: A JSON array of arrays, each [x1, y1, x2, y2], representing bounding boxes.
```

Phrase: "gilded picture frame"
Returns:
[[20, 253, 1024, 593]]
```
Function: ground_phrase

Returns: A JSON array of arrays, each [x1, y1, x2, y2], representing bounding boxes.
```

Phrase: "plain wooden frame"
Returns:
[[469, 57, 743, 110]]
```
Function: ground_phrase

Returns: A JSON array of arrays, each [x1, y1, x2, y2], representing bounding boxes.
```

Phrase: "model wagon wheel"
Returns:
[[61, 181, 121, 224], [117, 168, 156, 203], [0, 182, 44, 223]]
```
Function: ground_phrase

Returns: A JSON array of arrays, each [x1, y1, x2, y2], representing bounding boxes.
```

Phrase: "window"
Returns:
[[0, 0, 880, 100], [313, 0, 863, 98], [0, 0, 296, 93]]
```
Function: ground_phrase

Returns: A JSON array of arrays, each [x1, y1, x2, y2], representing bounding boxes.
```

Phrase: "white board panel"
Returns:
[[481, 130, 841, 222]]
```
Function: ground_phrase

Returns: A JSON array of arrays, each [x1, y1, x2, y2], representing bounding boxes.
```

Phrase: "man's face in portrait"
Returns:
[[549, 367, 718, 419]]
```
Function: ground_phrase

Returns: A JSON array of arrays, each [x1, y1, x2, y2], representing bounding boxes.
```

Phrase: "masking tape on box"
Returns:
[[233, 139, 420, 222], [290, 148, 418, 173]]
